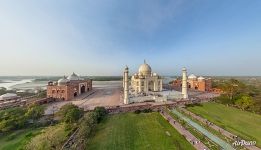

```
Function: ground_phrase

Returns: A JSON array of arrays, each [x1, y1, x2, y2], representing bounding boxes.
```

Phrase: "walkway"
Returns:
[[172, 109, 235, 150], [160, 111, 208, 150], [181, 108, 261, 150]]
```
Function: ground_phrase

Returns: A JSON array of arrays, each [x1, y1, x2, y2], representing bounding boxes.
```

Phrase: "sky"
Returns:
[[0, 0, 261, 76]]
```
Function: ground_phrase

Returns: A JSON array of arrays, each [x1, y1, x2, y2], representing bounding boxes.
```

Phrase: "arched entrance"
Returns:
[[148, 81, 154, 91], [81, 85, 86, 94], [74, 92, 77, 97]]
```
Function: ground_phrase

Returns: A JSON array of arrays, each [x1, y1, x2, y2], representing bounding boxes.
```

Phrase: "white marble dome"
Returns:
[[67, 72, 81, 81], [188, 74, 197, 79], [138, 61, 152, 76], [198, 76, 205, 80], [58, 76, 70, 85]]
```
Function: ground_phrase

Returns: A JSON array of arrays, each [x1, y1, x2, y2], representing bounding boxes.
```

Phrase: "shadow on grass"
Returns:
[[185, 103, 203, 108]]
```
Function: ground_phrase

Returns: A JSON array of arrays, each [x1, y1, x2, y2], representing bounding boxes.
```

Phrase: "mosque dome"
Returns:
[[138, 60, 152, 76], [58, 76, 70, 85], [67, 72, 81, 81], [198, 76, 205, 80], [188, 74, 197, 79]]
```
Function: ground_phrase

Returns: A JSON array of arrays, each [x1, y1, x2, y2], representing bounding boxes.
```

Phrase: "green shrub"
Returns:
[[134, 110, 141, 114], [72, 107, 107, 149], [25, 124, 69, 150], [93, 107, 107, 123], [141, 108, 152, 113], [56, 104, 84, 124]]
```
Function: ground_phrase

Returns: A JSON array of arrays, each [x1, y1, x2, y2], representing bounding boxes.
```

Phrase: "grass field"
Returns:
[[187, 102, 261, 147], [88, 112, 195, 150], [0, 128, 43, 150]]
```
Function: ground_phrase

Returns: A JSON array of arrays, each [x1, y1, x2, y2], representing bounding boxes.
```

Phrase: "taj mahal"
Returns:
[[123, 60, 189, 104], [130, 60, 163, 94]]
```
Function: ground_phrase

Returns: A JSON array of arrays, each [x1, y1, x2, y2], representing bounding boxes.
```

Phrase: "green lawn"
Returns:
[[88, 112, 195, 150], [0, 128, 43, 150], [187, 102, 261, 148]]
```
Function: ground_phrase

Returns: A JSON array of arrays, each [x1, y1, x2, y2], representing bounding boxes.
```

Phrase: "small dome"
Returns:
[[138, 60, 152, 76], [58, 76, 70, 85], [188, 74, 197, 79], [153, 73, 158, 76], [67, 72, 81, 81], [198, 76, 205, 80]]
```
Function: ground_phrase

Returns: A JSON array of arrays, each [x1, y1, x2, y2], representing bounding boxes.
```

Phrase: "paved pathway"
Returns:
[[172, 109, 235, 150], [160, 111, 208, 150], [181, 108, 261, 150]]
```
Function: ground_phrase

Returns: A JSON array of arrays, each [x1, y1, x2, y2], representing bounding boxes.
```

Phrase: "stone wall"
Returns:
[[105, 100, 190, 114]]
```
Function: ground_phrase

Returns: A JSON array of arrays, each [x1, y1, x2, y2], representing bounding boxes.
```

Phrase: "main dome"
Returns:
[[67, 72, 81, 81], [138, 60, 152, 76]]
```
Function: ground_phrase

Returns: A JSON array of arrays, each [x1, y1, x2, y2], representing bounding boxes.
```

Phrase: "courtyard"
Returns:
[[45, 81, 122, 115]]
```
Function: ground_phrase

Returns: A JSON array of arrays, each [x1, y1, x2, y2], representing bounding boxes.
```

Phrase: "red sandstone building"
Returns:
[[47, 73, 92, 100], [172, 74, 212, 92]]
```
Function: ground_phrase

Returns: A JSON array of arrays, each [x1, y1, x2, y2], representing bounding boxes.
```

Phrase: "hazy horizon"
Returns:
[[1, 75, 261, 78], [1, 0, 261, 76]]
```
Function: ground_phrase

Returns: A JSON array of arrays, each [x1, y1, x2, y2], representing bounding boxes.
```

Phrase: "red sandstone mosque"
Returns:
[[47, 73, 92, 100], [172, 74, 212, 92]]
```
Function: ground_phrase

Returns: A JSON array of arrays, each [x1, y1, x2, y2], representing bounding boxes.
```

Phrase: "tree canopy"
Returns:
[[57, 103, 84, 124]]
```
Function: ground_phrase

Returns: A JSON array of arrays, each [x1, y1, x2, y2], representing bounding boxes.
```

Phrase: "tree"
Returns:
[[26, 124, 68, 150], [235, 96, 254, 111], [0, 107, 27, 132], [93, 107, 107, 123], [57, 104, 84, 124], [0, 87, 7, 95], [72, 109, 108, 149], [25, 104, 44, 121], [217, 79, 246, 104], [64, 108, 83, 124]]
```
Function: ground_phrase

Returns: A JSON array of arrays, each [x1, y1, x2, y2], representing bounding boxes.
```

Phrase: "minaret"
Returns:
[[123, 74, 125, 88], [182, 67, 188, 99], [124, 66, 129, 104]]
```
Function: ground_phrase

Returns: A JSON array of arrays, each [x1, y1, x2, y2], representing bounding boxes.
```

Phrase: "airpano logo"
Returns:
[[232, 140, 256, 146]]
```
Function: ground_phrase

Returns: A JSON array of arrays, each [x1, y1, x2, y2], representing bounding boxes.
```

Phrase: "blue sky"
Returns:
[[0, 0, 261, 76]]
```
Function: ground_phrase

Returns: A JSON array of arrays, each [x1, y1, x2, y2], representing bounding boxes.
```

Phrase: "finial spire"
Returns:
[[144, 59, 146, 64]]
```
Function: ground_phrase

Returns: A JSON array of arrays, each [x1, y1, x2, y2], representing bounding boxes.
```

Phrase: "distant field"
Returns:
[[88, 112, 195, 150], [0, 128, 42, 150], [187, 102, 261, 148]]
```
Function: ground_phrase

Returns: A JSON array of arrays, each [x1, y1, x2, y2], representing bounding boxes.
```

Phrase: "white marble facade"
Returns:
[[131, 60, 163, 94]]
